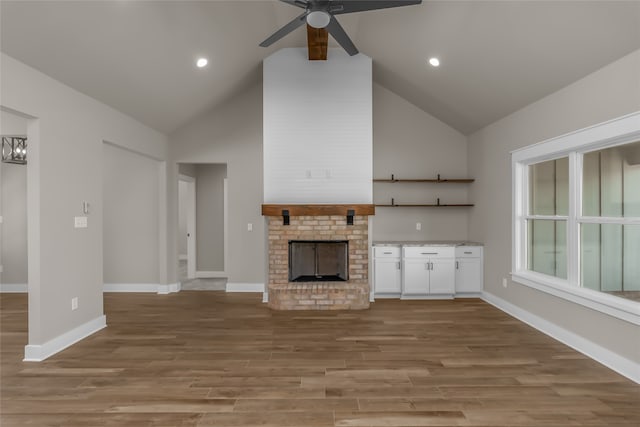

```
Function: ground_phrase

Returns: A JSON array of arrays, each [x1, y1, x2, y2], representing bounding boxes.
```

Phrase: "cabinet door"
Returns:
[[374, 259, 401, 294], [429, 258, 455, 294], [455, 258, 482, 293], [402, 259, 430, 295]]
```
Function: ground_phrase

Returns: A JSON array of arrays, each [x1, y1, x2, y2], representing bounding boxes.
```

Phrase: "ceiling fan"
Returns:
[[260, 0, 423, 57]]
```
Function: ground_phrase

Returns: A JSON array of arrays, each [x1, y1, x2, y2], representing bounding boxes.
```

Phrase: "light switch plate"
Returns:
[[74, 216, 88, 228]]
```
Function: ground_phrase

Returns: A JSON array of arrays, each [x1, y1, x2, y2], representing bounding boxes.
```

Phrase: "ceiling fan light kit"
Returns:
[[260, 0, 422, 57], [307, 10, 331, 28]]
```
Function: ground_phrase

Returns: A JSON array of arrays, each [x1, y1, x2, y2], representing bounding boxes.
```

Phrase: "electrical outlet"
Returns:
[[247, 223, 253, 232], [71, 297, 78, 311], [416, 222, 421, 231], [502, 278, 508, 288]]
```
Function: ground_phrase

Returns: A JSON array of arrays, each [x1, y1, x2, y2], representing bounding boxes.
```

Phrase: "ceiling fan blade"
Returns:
[[260, 12, 309, 47], [326, 16, 358, 56], [331, 0, 422, 15], [280, 0, 308, 8]]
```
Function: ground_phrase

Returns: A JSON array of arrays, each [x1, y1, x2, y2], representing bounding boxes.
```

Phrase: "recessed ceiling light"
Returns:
[[196, 58, 208, 68], [429, 57, 440, 67]]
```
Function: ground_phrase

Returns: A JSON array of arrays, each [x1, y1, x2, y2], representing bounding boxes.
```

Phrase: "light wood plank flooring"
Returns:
[[1, 292, 639, 426]]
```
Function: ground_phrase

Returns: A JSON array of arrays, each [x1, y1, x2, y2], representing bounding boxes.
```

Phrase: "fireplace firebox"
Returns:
[[288, 240, 348, 282]]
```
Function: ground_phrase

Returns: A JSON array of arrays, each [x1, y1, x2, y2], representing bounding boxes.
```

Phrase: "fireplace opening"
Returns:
[[288, 240, 348, 282]]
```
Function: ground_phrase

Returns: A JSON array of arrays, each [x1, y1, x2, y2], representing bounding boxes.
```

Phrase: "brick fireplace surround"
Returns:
[[262, 205, 374, 310]]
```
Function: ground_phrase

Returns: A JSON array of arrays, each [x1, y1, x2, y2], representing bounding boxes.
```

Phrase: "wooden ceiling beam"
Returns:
[[307, 24, 328, 61]]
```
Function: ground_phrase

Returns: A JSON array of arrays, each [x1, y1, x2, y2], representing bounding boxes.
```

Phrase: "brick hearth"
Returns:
[[264, 212, 371, 310]]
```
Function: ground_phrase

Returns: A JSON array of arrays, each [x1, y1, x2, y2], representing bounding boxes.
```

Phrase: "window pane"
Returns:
[[581, 223, 640, 302], [529, 157, 568, 215], [528, 219, 567, 279], [582, 141, 640, 218]]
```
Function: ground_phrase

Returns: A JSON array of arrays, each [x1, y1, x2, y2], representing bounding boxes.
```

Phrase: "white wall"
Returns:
[[0, 53, 169, 356], [178, 163, 196, 259], [0, 111, 28, 286], [103, 143, 160, 284], [178, 180, 189, 258], [468, 49, 640, 364], [170, 65, 475, 285], [372, 84, 469, 241], [263, 48, 373, 204], [195, 163, 226, 272]]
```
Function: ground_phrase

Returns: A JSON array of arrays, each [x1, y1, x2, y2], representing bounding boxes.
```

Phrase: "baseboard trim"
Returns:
[[24, 315, 106, 362], [226, 282, 264, 293], [455, 292, 483, 298], [0, 283, 28, 293], [157, 283, 181, 295], [262, 292, 269, 303], [196, 271, 226, 278], [482, 291, 640, 384], [103, 283, 180, 294]]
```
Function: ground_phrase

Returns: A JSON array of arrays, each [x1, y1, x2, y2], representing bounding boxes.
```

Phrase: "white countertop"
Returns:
[[373, 241, 483, 247]]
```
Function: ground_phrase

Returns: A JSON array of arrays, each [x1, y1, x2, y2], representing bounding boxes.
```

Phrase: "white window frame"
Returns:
[[512, 111, 640, 326]]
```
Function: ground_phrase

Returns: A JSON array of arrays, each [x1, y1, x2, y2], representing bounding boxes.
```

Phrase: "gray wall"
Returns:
[[195, 164, 226, 272], [0, 111, 28, 285], [1, 53, 169, 347], [468, 49, 640, 364], [372, 84, 469, 241], [102, 143, 160, 284], [178, 163, 196, 178], [170, 84, 264, 285], [169, 80, 470, 285]]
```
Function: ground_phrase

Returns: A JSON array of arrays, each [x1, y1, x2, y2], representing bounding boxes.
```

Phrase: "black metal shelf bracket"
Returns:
[[346, 209, 355, 225]]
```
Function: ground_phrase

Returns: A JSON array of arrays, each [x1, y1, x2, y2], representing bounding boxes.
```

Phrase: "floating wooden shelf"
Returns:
[[373, 178, 475, 183], [376, 204, 474, 208], [261, 204, 375, 216]]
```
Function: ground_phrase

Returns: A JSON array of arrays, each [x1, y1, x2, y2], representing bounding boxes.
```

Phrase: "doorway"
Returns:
[[177, 163, 227, 291], [0, 111, 29, 293]]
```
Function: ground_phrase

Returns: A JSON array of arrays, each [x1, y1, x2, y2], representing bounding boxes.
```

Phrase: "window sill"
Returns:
[[511, 271, 640, 326]]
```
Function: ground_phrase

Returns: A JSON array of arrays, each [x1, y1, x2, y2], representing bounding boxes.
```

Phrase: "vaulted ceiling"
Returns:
[[1, 1, 639, 135]]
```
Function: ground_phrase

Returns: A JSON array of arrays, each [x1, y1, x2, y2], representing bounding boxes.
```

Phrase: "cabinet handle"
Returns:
[[383, 251, 393, 254], [396, 262, 401, 270], [464, 251, 472, 254], [421, 252, 438, 255], [430, 262, 434, 270], [456, 261, 459, 269]]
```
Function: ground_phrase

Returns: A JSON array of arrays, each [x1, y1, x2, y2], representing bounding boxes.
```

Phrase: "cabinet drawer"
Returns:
[[374, 246, 401, 258], [455, 246, 482, 258], [403, 246, 455, 258]]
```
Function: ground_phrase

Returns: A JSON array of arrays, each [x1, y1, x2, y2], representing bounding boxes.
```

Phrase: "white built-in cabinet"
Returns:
[[372, 247, 402, 296], [402, 246, 455, 298], [455, 246, 484, 296], [373, 244, 483, 299]]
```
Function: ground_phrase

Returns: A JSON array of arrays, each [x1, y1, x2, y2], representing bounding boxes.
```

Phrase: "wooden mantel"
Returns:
[[261, 204, 375, 216]]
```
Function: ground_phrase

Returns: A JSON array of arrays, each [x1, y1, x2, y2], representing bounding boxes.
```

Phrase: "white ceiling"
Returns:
[[1, 1, 639, 135]]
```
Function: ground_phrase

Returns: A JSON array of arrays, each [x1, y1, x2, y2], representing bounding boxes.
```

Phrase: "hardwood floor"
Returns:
[[1, 292, 639, 426]]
